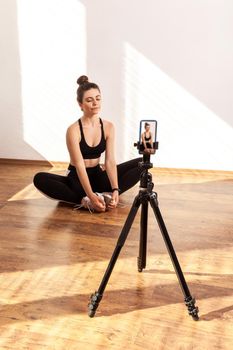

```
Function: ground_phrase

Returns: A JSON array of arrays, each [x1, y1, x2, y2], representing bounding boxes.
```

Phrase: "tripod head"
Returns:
[[137, 153, 154, 192], [138, 153, 153, 170]]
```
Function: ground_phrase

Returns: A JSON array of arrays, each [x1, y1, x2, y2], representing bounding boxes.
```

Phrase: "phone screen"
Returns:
[[139, 120, 157, 155]]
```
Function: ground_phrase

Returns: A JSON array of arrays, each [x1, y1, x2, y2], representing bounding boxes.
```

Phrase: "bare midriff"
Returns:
[[84, 157, 101, 168]]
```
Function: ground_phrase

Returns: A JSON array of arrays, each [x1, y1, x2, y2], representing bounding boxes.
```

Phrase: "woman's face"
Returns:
[[145, 125, 150, 132], [79, 88, 101, 116]]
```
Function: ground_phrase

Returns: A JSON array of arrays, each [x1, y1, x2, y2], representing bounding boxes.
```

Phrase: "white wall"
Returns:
[[0, 0, 86, 162], [1, 0, 233, 170], [0, 0, 44, 160]]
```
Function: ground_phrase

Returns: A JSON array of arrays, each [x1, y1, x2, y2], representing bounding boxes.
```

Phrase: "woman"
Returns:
[[33, 75, 143, 212], [141, 122, 153, 153]]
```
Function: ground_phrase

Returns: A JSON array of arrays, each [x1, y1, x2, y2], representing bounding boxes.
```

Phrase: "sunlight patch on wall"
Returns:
[[123, 43, 233, 170], [17, 0, 86, 161]]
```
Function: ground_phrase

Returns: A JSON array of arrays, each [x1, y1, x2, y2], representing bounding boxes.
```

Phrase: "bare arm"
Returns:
[[141, 132, 147, 149], [104, 122, 119, 207], [149, 132, 153, 147]]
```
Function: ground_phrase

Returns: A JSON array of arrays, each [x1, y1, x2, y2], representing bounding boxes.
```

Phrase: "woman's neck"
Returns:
[[81, 114, 100, 125]]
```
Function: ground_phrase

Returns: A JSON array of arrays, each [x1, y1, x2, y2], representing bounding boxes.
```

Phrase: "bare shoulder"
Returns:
[[102, 119, 114, 128], [66, 120, 80, 139], [102, 119, 115, 137]]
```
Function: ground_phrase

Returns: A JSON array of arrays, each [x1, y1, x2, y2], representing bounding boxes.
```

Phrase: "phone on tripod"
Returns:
[[89, 117, 199, 321], [138, 120, 158, 155]]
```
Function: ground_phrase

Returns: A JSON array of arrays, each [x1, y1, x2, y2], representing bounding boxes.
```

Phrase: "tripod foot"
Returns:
[[185, 296, 199, 321], [88, 292, 102, 318], [137, 256, 144, 272]]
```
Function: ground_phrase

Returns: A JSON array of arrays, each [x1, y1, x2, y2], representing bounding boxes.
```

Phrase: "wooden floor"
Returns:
[[0, 161, 233, 350]]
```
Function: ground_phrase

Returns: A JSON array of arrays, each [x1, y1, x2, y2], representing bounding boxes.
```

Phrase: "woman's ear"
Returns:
[[79, 102, 83, 111]]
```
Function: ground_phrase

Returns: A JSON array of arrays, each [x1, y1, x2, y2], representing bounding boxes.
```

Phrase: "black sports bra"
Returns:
[[78, 118, 106, 159], [144, 132, 151, 141]]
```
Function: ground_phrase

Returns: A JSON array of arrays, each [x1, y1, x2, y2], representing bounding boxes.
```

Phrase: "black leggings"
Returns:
[[33, 157, 143, 204]]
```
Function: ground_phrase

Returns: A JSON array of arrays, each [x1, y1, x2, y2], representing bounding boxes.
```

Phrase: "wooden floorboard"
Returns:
[[0, 161, 233, 349]]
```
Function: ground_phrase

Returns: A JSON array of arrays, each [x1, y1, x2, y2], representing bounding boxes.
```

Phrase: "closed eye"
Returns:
[[85, 95, 101, 102]]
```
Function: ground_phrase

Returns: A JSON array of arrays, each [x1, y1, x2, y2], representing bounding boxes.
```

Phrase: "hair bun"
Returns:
[[77, 75, 89, 86]]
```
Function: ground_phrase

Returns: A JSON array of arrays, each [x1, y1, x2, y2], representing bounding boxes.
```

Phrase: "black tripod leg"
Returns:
[[88, 195, 141, 317], [138, 201, 148, 272], [149, 193, 199, 320]]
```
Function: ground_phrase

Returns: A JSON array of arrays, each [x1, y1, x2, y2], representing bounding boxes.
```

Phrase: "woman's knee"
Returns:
[[128, 157, 143, 166], [33, 172, 48, 190]]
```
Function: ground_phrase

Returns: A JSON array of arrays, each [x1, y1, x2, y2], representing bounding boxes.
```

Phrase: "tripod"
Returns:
[[88, 154, 199, 320]]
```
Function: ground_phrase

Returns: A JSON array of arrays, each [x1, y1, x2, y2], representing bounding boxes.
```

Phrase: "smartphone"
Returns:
[[138, 120, 158, 155]]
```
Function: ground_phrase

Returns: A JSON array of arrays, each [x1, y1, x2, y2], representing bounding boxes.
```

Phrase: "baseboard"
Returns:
[[153, 167, 233, 176], [0, 158, 232, 176], [0, 158, 53, 167]]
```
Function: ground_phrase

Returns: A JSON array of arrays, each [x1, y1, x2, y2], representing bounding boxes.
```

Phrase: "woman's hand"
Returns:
[[90, 193, 106, 212], [108, 191, 119, 209]]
